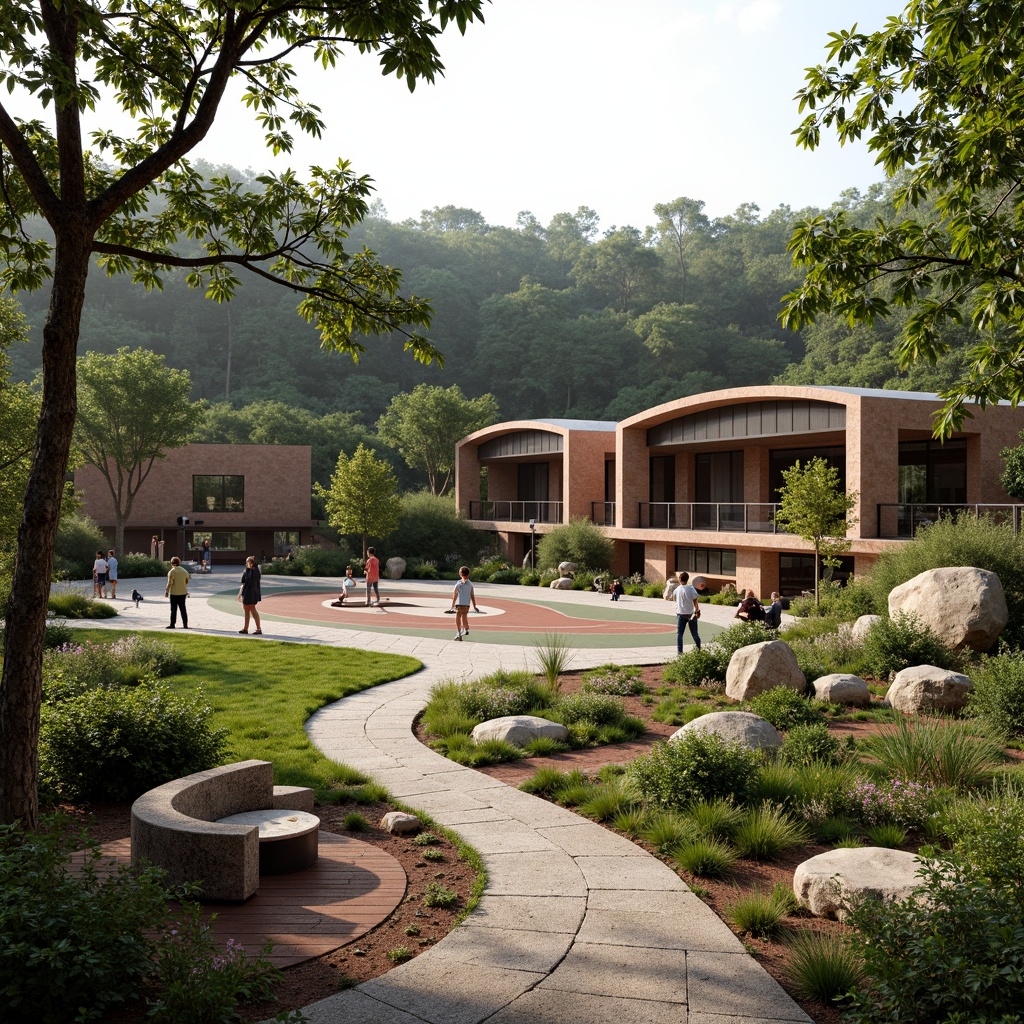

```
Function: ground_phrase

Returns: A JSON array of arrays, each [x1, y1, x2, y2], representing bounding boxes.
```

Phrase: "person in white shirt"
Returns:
[[673, 571, 701, 653], [106, 549, 119, 598], [93, 550, 109, 599], [450, 565, 480, 641]]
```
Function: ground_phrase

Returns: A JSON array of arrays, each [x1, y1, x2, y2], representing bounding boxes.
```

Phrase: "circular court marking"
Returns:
[[210, 586, 722, 649]]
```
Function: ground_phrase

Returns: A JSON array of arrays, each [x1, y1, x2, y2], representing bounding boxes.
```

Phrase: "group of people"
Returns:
[[330, 547, 381, 607], [671, 576, 785, 654], [92, 549, 118, 599], [735, 589, 783, 629], [160, 552, 262, 631]]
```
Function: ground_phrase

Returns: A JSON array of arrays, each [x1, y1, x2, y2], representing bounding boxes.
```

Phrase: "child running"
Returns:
[[450, 565, 480, 640]]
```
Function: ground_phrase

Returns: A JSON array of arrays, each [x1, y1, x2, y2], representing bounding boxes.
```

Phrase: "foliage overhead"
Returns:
[[783, 0, 1024, 437]]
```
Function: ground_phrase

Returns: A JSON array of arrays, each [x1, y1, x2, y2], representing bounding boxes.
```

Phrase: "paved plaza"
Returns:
[[86, 572, 809, 1024]]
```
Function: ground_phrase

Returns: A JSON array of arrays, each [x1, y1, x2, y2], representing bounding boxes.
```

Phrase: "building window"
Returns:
[[193, 475, 244, 512], [675, 546, 737, 576], [191, 531, 246, 551], [768, 446, 846, 501], [898, 439, 967, 503], [274, 531, 301, 557]]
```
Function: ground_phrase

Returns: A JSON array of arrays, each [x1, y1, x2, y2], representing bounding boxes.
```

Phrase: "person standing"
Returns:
[[450, 565, 480, 640], [674, 570, 701, 653], [164, 556, 190, 629], [106, 549, 119, 598], [202, 539, 212, 574], [93, 550, 109, 599], [364, 546, 380, 606], [238, 555, 262, 634]]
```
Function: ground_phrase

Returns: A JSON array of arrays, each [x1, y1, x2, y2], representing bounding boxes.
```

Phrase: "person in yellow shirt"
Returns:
[[164, 556, 191, 629]]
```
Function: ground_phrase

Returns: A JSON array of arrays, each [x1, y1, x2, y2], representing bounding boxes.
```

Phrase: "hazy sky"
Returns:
[[184, 0, 900, 231]]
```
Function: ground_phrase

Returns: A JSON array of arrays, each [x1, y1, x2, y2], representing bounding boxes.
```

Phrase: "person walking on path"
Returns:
[[674, 570, 701, 653], [364, 547, 381, 606], [106, 549, 119, 598], [164, 556, 190, 629], [93, 550, 109, 599], [450, 565, 480, 640], [238, 555, 263, 634]]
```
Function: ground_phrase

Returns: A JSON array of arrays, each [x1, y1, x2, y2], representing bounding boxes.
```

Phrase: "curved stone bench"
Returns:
[[130, 759, 314, 901]]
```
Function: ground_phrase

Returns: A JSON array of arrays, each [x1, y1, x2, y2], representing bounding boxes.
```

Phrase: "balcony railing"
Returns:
[[468, 500, 563, 524], [638, 502, 783, 533], [878, 503, 1024, 538], [590, 501, 616, 526]]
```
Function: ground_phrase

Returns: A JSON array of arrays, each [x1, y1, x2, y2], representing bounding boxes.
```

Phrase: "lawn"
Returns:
[[66, 628, 421, 795]]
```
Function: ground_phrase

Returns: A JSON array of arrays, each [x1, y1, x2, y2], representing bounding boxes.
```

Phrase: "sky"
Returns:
[[184, 0, 901, 232]]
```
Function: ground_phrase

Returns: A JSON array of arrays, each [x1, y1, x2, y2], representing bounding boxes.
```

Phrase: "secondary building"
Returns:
[[75, 443, 316, 565], [455, 386, 1024, 596]]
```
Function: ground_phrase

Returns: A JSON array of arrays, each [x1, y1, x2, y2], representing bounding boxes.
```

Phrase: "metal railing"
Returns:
[[467, 500, 563, 524], [637, 502, 783, 533], [590, 501, 616, 526], [877, 503, 1024, 538]]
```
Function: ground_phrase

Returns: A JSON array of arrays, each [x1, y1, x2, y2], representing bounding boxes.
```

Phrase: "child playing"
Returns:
[[331, 566, 356, 607], [450, 565, 480, 640], [610, 578, 625, 601]]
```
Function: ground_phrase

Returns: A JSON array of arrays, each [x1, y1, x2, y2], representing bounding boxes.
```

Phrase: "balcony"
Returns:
[[468, 500, 563, 524], [590, 501, 616, 526], [877, 503, 1024, 539], [638, 502, 783, 533]]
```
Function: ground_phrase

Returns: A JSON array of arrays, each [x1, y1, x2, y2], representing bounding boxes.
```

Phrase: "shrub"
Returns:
[[42, 635, 180, 703], [640, 810, 691, 853], [642, 582, 664, 598], [423, 882, 459, 909], [54, 513, 108, 579], [662, 647, 727, 687], [519, 569, 542, 586], [843, 856, 1024, 1024], [383, 491, 485, 569], [116, 553, 168, 578], [672, 837, 738, 878], [552, 691, 629, 727], [576, 781, 636, 822], [343, 813, 368, 831], [865, 822, 907, 847], [788, 577, 877, 621], [581, 665, 646, 696], [732, 805, 810, 860], [535, 516, 613, 572], [534, 633, 575, 689], [861, 611, 955, 677], [629, 732, 762, 811], [47, 589, 119, 619], [488, 568, 521, 584], [784, 929, 863, 1006], [726, 883, 796, 938], [748, 688, 821, 731], [778, 723, 844, 767], [684, 798, 744, 841], [970, 648, 1024, 738], [40, 683, 228, 801], [521, 736, 570, 757], [943, 780, 1024, 889], [519, 766, 577, 799], [787, 761, 863, 819], [850, 777, 934, 830], [0, 818, 169, 1023], [866, 512, 1024, 649]]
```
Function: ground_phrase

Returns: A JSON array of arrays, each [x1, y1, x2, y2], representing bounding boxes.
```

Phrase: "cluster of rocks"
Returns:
[[550, 561, 576, 590]]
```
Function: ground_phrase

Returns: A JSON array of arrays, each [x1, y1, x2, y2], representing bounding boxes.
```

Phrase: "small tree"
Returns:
[[75, 349, 198, 555], [317, 444, 401, 558], [376, 384, 498, 495], [774, 458, 858, 606]]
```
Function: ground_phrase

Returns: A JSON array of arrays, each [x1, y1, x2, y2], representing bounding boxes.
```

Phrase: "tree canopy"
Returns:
[[782, 0, 1024, 436], [74, 348, 198, 556], [0, 0, 486, 826]]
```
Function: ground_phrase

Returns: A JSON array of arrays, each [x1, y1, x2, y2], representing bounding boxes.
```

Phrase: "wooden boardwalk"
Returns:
[[87, 832, 407, 966]]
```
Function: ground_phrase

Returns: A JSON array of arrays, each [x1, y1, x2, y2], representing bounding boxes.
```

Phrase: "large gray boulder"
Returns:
[[672, 711, 782, 751], [725, 640, 806, 702], [888, 566, 1008, 652], [794, 847, 927, 921], [850, 614, 883, 642], [385, 556, 406, 580], [886, 664, 973, 714], [471, 715, 569, 747], [558, 561, 577, 577], [549, 577, 573, 590], [813, 673, 872, 707]]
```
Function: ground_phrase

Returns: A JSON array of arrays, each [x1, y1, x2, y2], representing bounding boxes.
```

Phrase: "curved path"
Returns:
[[86, 574, 809, 1024]]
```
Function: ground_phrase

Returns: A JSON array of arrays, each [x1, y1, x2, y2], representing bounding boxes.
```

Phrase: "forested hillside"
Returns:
[[8, 169, 975, 426]]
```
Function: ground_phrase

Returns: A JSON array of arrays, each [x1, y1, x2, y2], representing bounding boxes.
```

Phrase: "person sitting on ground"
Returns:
[[735, 589, 766, 622], [764, 591, 783, 629], [331, 566, 356, 607], [610, 578, 625, 601]]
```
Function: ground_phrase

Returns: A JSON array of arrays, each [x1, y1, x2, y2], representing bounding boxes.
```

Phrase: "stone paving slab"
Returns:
[[460, 894, 586, 934], [538, 941, 688, 1003], [577, 905, 747, 953], [686, 952, 814, 1022], [427, 925, 572, 973], [485, 990, 686, 1024]]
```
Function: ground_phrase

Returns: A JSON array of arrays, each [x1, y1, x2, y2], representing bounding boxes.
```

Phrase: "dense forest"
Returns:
[[9, 168, 974, 435]]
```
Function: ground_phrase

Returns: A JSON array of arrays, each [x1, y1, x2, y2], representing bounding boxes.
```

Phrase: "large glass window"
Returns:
[[193, 475, 244, 512], [191, 530, 246, 551], [675, 546, 737, 576], [769, 446, 846, 501], [898, 439, 967, 504], [274, 531, 301, 556]]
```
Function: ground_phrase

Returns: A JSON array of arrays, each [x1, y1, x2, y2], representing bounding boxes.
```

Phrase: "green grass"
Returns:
[[65, 628, 420, 796]]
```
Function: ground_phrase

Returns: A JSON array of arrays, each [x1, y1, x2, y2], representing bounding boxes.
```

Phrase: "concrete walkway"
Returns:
[[84, 573, 809, 1024]]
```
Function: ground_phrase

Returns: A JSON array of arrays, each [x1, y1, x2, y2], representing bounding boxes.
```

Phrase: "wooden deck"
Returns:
[[85, 832, 407, 966]]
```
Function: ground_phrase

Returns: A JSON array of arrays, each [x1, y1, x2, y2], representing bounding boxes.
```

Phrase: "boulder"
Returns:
[[672, 711, 782, 751], [558, 561, 577, 577], [887, 566, 1008, 652], [725, 640, 806, 702], [794, 847, 927, 921], [813, 673, 872, 707], [381, 811, 420, 835], [663, 579, 680, 600], [471, 715, 569, 747], [385, 556, 406, 580], [886, 664, 973, 714], [850, 614, 883, 642], [550, 577, 573, 590]]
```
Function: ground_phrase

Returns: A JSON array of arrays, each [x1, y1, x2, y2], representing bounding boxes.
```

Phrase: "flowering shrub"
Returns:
[[850, 777, 933, 829], [456, 685, 536, 721], [581, 665, 646, 696], [43, 635, 181, 704], [553, 692, 629, 726]]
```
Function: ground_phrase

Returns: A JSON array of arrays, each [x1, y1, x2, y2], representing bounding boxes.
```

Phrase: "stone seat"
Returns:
[[130, 759, 314, 901]]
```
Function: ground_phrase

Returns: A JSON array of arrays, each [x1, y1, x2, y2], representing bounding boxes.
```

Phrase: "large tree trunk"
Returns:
[[0, 234, 91, 827]]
